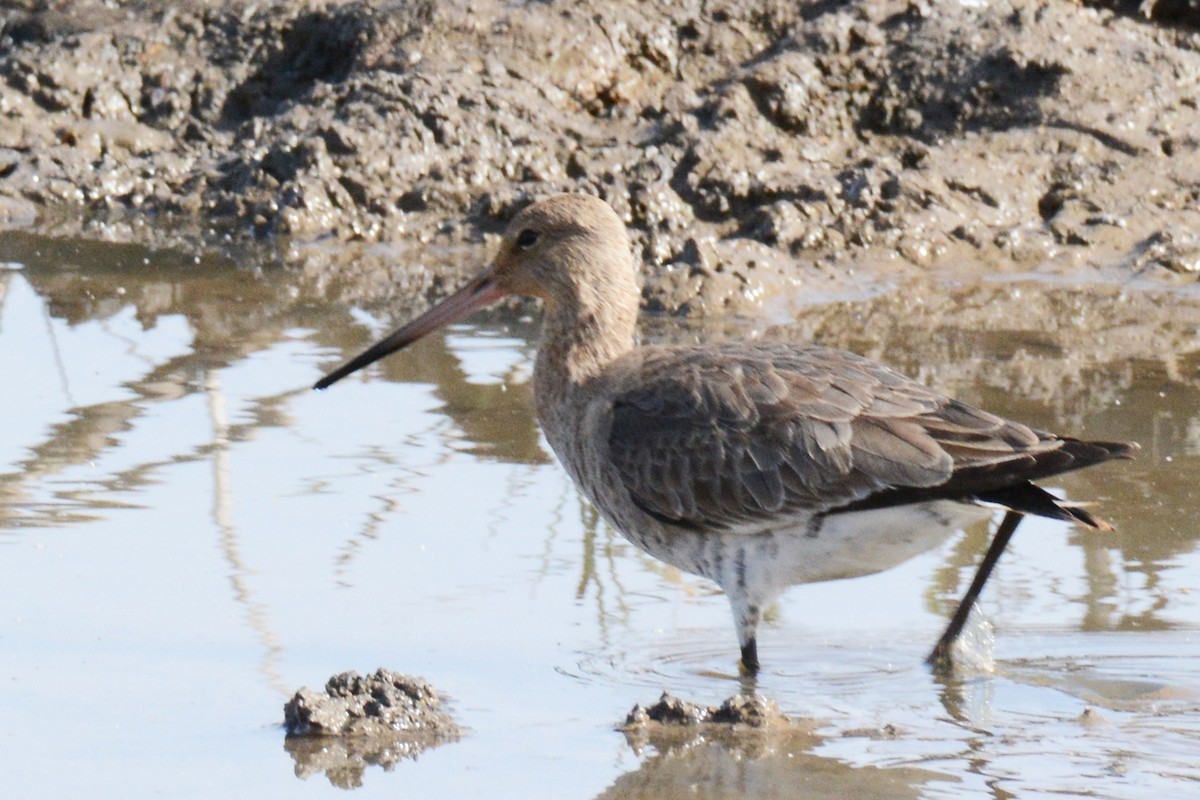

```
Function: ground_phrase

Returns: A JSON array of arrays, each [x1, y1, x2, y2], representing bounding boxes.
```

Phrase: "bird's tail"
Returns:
[[975, 481, 1114, 531]]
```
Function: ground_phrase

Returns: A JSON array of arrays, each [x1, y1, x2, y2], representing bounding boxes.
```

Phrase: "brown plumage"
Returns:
[[315, 193, 1137, 674], [605, 342, 1127, 530]]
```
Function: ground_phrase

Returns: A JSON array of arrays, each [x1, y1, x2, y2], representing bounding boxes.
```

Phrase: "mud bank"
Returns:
[[1, 0, 1199, 312]]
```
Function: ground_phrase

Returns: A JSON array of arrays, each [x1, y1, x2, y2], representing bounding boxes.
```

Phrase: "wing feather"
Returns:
[[604, 342, 1121, 532]]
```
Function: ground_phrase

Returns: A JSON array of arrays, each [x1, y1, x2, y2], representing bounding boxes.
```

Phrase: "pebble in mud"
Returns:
[[283, 669, 462, 788]]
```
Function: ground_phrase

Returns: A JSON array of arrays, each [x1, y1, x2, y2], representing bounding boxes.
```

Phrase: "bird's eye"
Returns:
[[515, 229, 540, 250]]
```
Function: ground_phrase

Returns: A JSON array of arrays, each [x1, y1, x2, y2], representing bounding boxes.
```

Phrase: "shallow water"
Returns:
[[1, 232, 1198, 799]]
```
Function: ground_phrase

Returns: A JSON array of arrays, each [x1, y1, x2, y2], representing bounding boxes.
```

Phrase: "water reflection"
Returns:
[[604, 723, 943, 800], [207, 368, 287, 694], [3, 236, 1190, 574], [2, 230, 1200, 797]]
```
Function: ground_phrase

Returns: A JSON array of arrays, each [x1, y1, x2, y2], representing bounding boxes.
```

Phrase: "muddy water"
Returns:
[[1, 232, 1198, 799]]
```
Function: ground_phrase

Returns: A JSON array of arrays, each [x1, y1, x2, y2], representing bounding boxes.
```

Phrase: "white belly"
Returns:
[[622, 500, 992, 609]]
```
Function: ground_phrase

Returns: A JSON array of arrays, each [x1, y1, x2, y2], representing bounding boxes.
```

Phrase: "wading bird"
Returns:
[[315, 194, 1135, 673]]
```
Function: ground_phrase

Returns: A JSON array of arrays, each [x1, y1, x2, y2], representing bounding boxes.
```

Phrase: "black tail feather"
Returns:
[[1053, 438, 1139, 476], [836, 437, 1136, 519], [975, 481, 1113, 530]]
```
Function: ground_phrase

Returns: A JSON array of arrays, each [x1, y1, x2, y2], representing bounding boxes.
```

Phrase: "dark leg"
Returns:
[[927, 509, 1024, 672], [740, 637, 760, 675]]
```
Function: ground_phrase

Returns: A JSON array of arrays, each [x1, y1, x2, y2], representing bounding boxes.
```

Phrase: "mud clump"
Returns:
[[1, 0, 1199, 312], [283, 667, 459, 738], [283, 668, 461, 788], [621, 692, 823, 765], [610, 694, 933, 800], [624, 691, 789, 730]]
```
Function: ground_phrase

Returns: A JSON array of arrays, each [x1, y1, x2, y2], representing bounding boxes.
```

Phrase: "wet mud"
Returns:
[[1, 0, 1199, 314], [615, 693, 938, 800], [283, 669, 461, 788], [624, 691, 790, 732]]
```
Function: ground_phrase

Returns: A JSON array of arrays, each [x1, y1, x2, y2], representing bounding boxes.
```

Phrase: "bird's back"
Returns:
[[552, 341, 1134, 540]]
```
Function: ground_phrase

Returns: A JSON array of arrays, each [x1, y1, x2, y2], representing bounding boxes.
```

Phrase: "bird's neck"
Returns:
[[533, 287, 637, 403]]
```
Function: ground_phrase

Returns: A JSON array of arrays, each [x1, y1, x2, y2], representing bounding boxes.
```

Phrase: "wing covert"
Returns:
[[605, 342, 1062, 532]]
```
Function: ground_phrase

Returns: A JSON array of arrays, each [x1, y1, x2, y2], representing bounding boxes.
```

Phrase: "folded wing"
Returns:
[[606, 343, 1133, 532]]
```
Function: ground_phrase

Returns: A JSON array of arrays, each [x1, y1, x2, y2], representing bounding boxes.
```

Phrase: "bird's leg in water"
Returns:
[[928, 509, 1024, 672]]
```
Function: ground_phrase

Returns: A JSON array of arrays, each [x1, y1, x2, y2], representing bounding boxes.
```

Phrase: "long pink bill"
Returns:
[[313, 268, 505, 390]]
